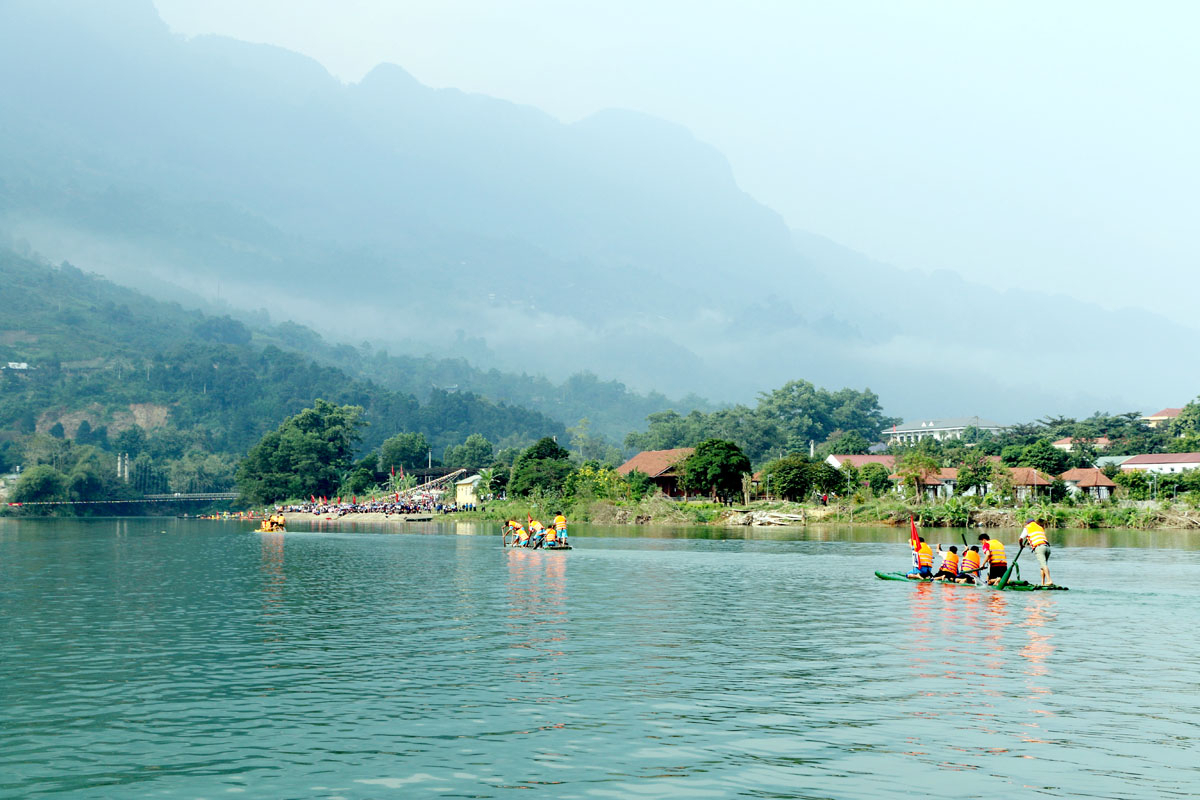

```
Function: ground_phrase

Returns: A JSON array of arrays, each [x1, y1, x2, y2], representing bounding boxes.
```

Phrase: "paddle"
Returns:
[[995, 542, 1025, 590]]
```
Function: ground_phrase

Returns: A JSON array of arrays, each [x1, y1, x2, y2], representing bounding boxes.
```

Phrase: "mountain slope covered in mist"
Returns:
[[0, 0, 1191, 421]]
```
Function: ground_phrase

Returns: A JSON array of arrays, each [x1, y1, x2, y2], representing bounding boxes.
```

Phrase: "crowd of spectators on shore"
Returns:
[[277, 495, 481, 518]]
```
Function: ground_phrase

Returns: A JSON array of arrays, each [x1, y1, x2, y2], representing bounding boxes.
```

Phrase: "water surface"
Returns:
[[2, 518, 1197, 798]]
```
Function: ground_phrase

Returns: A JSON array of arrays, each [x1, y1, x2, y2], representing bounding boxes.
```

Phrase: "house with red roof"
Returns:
[[1141, 408, 1183, 429], [824, 454, 896, 471], [1059, 468, 1117, 500], [616, 447, 695, 496], [1051, 437, 1111, 452], [1119, 453, 1200, 474]]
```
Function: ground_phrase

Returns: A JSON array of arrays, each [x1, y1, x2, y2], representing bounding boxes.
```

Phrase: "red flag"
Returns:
[[910, 516, 920, 552], [352, 495, 357, 505], [395, 491, 400, 502], [400, 465, 405, 479], [310, 494, 316, 503], [391, 464, 395, 477], [337, 496, 341, 505]]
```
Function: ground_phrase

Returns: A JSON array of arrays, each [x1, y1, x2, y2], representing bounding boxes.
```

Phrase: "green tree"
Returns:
[[509, 437, 573, 496], [681, 439, 751, 500], [377, 432, 430, 473], [442, 433, 494, 471], [236, 400, 365, 504], [1020, 439, 1069, 476], [625, 469, 654, 501], [1170, 398, 1200, 439], [11, 464, 66, 504], [760, 455, 812, 501], [860, 462, 892, 496], [114, 426, 146, 458], [956, 451, 995, 498], [896, 452, 940, 502], [824, 430, 869, 455]]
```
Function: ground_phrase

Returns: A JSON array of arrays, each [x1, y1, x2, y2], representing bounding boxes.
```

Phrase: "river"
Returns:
[[1, 518, 1197, 798]]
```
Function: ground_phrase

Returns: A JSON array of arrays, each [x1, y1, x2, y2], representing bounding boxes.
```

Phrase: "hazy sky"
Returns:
[[154, 1, 1200, 328]]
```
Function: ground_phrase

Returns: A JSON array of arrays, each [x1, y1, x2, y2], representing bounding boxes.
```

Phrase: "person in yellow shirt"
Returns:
[[1019, 517, 1052, 585], [978, 534, 1008, 584]]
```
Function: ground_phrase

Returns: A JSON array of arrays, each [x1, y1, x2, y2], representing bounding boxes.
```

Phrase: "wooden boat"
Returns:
[[501, 531, 571, 550], [874, 571, 1067, 591]]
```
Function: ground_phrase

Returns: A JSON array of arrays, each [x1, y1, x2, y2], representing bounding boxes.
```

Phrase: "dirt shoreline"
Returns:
[[281, 511, 437, 526]]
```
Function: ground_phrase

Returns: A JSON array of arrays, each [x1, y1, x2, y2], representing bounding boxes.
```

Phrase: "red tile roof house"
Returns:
[[1119, 453, 1200, 474], [888, 468, 958, 500], [1141, 408, 1183, 429], [824, 454, 896, 471], [1051, 437, 1112, 452], [1059, 468, 1117, 500], [616, 448, 695, 497], [1008, 467, 1054, 501]]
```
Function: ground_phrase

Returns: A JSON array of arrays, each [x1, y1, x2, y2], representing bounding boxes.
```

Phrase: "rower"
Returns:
[[506, 520, 530, 547], [934, 545, 959, 581], [907, 537, 934, 579], [553, 512, 568, 545], [958, 545, 982, 584], [978, 534, 1007, 584], [1019, 517, 1053, 585], [529, 519, 546, 548]]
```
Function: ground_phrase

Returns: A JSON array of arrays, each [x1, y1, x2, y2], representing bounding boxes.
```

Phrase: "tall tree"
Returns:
[[681, 439, 751, 500], [236, 400, 365, 503]]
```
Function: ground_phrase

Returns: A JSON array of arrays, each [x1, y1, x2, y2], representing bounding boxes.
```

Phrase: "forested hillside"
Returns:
[[0, 250, 567, 500]]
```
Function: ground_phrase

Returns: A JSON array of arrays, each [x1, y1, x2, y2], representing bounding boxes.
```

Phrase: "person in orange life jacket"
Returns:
[[907, 537, 934, 579], [529, 519, 547, 548], [978, 533, 1008, 583], [552, 512, 568, 545], [1019, 517, 1052, 585], [506, 520, 530, 547], [934, 545, 960, 580], [956, 545, 983, 584]]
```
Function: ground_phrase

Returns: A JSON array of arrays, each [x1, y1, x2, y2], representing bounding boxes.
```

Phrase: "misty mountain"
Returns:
[[0, 0, 1191, 423]]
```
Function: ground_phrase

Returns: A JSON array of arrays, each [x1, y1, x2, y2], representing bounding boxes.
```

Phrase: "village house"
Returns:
[[1059, 468, 1116, 500], [1051, 437, 1111, 452], [884, 416, 1006, 445], [1141, 408, 1182, 429], [1119, 453, 1200, 474], [455, 474, 482, 507], [616, 447, 694, 497], [824, 454, 895, 471]]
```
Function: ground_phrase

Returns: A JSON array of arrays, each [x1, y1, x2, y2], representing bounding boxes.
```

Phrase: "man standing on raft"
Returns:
[[1019, 517, 1053, 586]]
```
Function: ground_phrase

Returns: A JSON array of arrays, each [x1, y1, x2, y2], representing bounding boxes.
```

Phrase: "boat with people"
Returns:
[[882, 517, 1068, 590], [502, 515, 572, 550], [874, 571, 1067, 591], [256, 512, 287, 533]]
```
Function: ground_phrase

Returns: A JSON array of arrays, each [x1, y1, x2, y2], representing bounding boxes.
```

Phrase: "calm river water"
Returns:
[[1, 518, 1198, 799]]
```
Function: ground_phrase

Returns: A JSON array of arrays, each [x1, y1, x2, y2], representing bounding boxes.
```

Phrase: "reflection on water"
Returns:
[[0, 518, 1198, 799]]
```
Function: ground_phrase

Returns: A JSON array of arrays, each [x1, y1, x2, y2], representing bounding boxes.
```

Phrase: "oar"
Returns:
[[996, 543, 1025, 590]]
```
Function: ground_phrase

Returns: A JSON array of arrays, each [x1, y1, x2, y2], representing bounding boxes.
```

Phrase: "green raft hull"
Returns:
[[874, 571, 1067, 591]]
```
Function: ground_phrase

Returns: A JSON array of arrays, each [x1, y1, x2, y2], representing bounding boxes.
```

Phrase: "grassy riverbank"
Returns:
[[452, 494, 1200, 530]]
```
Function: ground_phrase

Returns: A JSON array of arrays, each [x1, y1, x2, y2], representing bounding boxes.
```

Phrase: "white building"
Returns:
[[884, 416, 1006, 445], [1119, 453, 1200, 474]]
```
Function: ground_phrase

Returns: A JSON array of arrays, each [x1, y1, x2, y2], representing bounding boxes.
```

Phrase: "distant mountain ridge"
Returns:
[[0, 0, 1192, 421]]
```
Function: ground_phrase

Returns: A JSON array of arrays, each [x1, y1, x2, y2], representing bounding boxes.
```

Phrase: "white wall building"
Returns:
[[884, 416, 1006, 445], [1120, 453, 1200, 474]]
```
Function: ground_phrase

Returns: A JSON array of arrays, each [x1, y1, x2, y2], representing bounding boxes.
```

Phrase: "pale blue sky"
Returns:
[[154, 0, 1200, 328]]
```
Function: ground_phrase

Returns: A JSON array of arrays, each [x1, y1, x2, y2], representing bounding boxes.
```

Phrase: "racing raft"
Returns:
[[874, 571, 1068, 591]]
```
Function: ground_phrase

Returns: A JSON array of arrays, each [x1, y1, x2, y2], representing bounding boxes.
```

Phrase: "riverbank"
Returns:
[[444, 495, 1200, 530]]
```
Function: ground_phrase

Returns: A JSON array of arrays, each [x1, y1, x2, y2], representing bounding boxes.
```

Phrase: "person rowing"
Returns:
[[978, 533, 1007, 584], [934, 545, 959, 581], [957, 545, 982, 584], [1019, 517, 1053, 585], [505, 520, 530, 547], [529, 518, 547, 548]]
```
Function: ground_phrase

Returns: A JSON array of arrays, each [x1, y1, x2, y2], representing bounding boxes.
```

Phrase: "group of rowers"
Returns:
[[504, 514, 569, 548], [907, 518, 1053, 586], [258, 512, 287, 532]]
